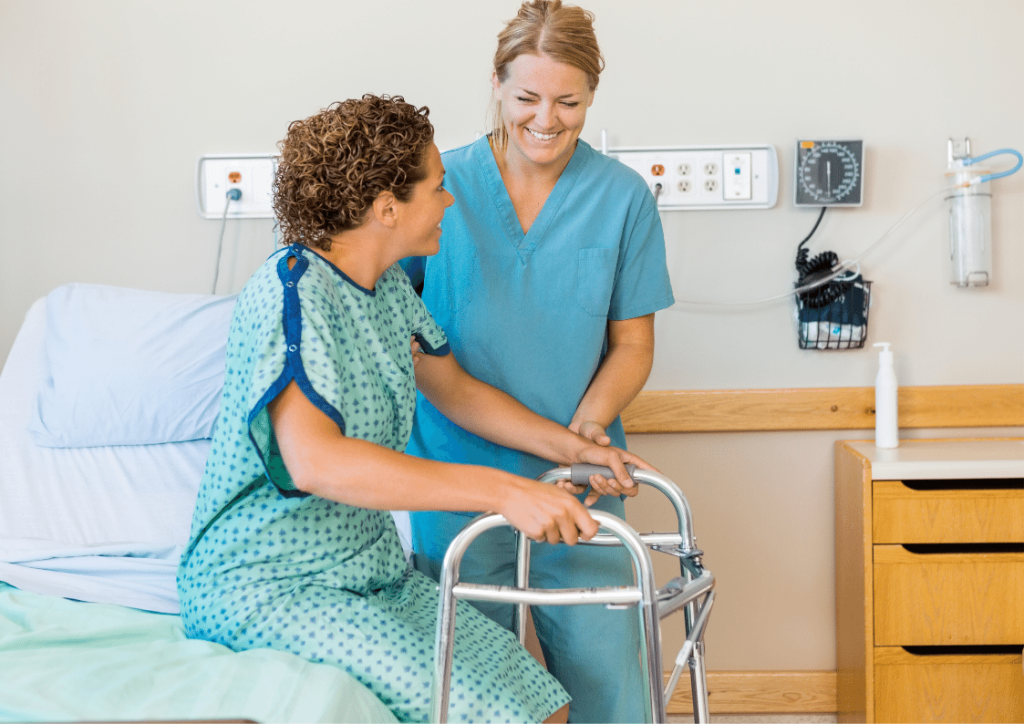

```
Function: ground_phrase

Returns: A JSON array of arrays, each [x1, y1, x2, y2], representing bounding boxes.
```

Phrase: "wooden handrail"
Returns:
[[622, 384, 1024, 433]]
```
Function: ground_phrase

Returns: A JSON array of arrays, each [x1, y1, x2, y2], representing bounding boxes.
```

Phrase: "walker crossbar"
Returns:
[[449, 582, 643, 607]]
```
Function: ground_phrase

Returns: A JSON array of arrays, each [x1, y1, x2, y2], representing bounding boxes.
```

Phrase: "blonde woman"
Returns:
[[402, 3, 674, 721]]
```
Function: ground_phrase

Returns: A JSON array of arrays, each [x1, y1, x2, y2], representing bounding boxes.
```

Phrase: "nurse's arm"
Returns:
[[414, 350, 652, 497], [569, 313, 655, 444]]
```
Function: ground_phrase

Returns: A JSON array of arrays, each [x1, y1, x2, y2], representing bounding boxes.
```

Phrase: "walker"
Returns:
[[430, 465, 715, 723]]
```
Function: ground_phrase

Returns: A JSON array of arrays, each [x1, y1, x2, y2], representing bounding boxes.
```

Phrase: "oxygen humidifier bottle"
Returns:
[[946, 138, 992, 287], [873, 343, 899, 449]]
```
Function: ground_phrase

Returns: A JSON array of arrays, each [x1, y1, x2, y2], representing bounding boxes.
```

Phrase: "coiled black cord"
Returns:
[[794, 207, 852, 308]]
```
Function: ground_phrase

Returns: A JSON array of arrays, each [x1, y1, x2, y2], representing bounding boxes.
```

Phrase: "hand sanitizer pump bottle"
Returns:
[[873, 343, 899, 449]]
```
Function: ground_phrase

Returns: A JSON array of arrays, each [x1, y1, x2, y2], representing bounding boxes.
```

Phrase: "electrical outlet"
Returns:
[[608, 144, 778, 210], [197, 154, 277, 219]]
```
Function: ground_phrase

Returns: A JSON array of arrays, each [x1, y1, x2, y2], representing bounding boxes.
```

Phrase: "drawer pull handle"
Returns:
[[901, 543, 1024, 554], [900, 478, 1023, 491], [902, 645, 1024, 656]]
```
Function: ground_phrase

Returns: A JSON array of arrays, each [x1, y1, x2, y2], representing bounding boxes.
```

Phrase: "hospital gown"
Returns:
[[177, 244, 570, 724]]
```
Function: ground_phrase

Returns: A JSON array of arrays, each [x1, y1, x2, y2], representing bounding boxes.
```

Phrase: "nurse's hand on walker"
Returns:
[[555, 436, 651, 507], [563, 419, 641, 506]]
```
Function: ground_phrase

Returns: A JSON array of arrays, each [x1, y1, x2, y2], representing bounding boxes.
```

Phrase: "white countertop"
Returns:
[[845, 439, 1024, 480]]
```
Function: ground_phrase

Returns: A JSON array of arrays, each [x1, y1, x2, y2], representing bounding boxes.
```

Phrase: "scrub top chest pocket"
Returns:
[[576, 248, 617, 316]]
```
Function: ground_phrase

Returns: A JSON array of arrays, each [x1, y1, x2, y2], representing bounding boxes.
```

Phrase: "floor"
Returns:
[[667, 716, 837, 723]]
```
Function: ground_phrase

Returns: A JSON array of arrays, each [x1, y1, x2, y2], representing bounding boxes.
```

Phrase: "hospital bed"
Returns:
[[0, 283, 397, 723], [0, 282, 712, 723]]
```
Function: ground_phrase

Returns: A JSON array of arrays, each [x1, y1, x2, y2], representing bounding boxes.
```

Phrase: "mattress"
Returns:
[[0, 582, 398, 723]]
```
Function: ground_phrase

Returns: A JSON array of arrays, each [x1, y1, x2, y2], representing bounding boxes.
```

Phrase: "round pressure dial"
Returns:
[[794, 139, 864, 207]]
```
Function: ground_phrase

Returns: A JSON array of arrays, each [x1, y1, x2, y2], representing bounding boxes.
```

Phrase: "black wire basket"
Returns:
[[795, 276, 871, 350]]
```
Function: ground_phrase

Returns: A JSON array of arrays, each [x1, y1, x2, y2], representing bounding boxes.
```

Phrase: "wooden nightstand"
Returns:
[[835, 439, 1024, 723]]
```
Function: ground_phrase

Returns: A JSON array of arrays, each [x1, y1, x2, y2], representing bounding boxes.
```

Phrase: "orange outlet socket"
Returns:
[[228, 171, 242, 183], [651, 164, 665, 176]]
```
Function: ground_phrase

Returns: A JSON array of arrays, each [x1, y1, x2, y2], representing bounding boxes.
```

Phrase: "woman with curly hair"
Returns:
[[401, 2, 675, 721], [176, 94, 649, 724]]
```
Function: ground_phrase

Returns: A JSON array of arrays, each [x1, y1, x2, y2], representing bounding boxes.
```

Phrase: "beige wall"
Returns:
[[2, 0, 1022, 671]]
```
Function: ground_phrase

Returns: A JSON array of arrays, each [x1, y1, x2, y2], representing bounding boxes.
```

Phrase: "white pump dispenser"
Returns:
[[873, 343, 899, 449]]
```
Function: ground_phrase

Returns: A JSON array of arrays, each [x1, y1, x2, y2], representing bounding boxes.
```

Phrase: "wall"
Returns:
[[2, 0, 1022, 672]]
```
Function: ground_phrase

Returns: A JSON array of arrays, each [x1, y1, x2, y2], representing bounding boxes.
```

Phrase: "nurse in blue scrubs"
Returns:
[[401, 2, 674, 721]]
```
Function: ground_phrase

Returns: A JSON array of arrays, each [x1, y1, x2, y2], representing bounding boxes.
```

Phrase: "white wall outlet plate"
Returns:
[[197, 154, 277, 219], [608, 144, 778, 210]]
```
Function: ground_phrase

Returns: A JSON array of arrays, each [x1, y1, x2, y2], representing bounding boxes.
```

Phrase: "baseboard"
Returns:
[[665, 670, 838, 715]]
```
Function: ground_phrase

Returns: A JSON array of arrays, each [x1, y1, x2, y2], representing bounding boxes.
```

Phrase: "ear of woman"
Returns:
[[372, 191, 399, 228]]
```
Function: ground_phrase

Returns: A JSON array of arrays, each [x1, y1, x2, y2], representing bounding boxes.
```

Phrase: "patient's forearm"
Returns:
[[267, 380, 603, 544]]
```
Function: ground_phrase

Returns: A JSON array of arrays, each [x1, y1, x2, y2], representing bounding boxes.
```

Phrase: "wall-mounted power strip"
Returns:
[[608, 144, 778, 210], [196, 154, 277, 219]]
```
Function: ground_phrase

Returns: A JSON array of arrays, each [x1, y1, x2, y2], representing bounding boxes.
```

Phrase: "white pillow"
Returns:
[[28, 283, 237, 448], [0, 296, 212, 612]]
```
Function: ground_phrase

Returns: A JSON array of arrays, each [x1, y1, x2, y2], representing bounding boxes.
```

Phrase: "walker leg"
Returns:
[[688, 640, 710, 724], [638, 600, 666, 723], [513, 530, 530, 646]]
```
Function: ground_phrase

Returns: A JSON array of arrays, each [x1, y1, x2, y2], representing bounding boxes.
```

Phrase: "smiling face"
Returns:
[[493, 52, 595, 173], [394, 143, 453, 258]]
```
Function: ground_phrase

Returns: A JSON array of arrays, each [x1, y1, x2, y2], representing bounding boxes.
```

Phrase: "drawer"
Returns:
[[874, 646, 1024, 723], [874, 545, 1024, 645], [873, 479, 1024, 544]]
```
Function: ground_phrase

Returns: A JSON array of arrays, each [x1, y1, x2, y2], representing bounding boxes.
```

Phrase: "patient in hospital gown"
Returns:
[[177, 94, 647, 723]]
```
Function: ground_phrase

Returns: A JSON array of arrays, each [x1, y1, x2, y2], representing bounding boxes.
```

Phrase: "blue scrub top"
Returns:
[[402, 136, 674, 485]]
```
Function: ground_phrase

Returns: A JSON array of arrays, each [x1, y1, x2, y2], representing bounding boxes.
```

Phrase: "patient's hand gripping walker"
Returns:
[[431, 465, 716, 723]]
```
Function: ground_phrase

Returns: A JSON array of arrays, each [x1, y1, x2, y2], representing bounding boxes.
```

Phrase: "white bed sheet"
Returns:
[[0, 298, 209, 612]]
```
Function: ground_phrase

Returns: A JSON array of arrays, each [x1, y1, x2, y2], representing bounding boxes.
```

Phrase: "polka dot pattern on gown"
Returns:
[[178, 245, 570, 723]]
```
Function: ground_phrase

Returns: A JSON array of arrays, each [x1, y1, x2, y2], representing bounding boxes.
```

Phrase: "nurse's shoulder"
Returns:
[[437, 137, 488, 195], [576, 140, 657, 214], [580, 141, 649, 191]]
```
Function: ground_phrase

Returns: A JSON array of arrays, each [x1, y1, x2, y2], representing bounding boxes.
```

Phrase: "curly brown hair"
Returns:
[[273, 94, 434, 250]]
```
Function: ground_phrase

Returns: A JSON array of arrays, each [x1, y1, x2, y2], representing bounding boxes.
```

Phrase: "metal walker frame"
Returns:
[[431, 465, 715, 723]]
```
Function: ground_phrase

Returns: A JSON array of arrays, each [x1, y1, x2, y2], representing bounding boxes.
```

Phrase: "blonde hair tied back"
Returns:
[[489, 0, 604, 150]]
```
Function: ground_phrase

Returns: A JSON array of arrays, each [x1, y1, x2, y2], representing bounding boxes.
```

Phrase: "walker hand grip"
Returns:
[[569, 463, 637, 486]]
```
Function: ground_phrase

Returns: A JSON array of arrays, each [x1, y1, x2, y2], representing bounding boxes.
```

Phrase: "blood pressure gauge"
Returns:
[[794, 139, 864, 207]]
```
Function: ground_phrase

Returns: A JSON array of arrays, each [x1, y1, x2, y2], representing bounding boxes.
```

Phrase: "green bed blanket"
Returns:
[[0, 583, 399, 723]]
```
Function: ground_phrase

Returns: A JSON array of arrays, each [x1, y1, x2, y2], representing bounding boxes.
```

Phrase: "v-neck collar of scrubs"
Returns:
[[478, 136, 589, 264]]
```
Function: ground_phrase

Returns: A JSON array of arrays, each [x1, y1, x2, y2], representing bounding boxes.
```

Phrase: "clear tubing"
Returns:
[[670, 186, 952, 307]]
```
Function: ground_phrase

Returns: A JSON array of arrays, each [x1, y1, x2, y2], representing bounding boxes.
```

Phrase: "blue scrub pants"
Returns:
[[410, 495, 645, 724]]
